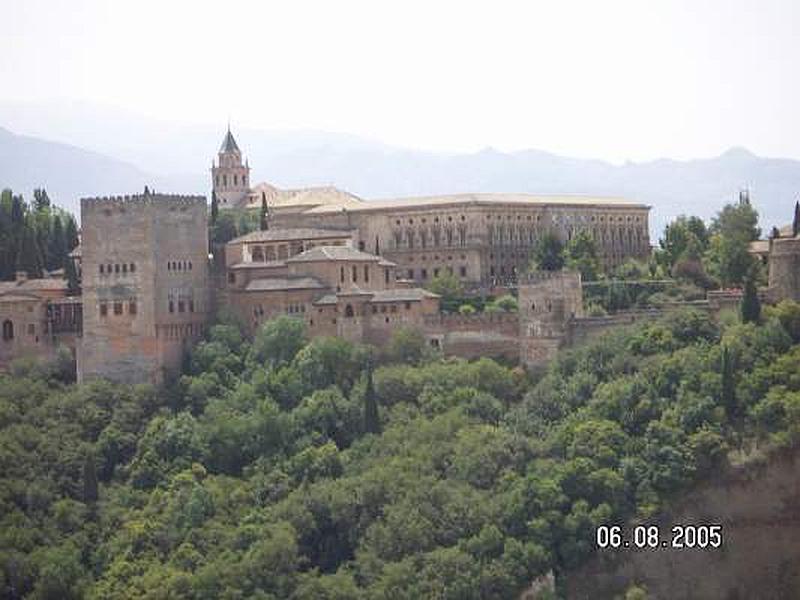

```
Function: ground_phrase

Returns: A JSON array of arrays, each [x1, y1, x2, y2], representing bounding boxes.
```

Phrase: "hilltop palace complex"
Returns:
[[1, 128, 797, 384]]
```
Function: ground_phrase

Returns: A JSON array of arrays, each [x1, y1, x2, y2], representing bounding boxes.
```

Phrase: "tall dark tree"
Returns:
[[83, 451, 99, 504], [740, 268, 761, 324], [33, 188, 51, 211], [260, 191, 269, 231], [65, 258, 80, 295], [565, 230, 601, 281], [47, 216, 67, 271], [793, 200, 800, 237], [720, 344, 737, 422], [531, 232, 565, 272], [15, 219, 43, 277], [210, 190, 219, 226], [10, 194, 25, 227], [64, 216, 79, 252], [363, 365, 381, 435]]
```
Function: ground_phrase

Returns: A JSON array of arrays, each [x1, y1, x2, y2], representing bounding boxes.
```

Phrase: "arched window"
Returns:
[[2, 320, 13, 341], [345, 304, 355, 318]]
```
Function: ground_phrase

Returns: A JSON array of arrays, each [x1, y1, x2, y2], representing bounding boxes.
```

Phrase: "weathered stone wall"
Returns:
[[564, 446, 800, 599], [423, 313, 520, 360], [768, 236, 800, 302], [79, 194, 208, 384], [273, 202, 650, 286], [0, 296, 52, 366], [518, 271, 583, 368]]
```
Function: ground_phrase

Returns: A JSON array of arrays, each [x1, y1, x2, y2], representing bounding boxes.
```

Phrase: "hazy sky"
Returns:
[[3, 0, 799, 162]]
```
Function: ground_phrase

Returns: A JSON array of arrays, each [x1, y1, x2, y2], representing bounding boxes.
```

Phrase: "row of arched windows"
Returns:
[[167, 260, 193, 272], [215, 173, 248, 188], [99, 263, 136, 275], [392, 225, 468, 250], [2, 319, 13, 341], [99, 300, 137, 317]]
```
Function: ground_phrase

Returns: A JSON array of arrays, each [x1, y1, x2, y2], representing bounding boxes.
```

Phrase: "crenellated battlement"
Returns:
[[81, 193, 206, 209]]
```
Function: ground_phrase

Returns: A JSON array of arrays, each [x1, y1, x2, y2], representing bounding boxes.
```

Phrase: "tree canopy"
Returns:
[[2, 301, 799, 598]]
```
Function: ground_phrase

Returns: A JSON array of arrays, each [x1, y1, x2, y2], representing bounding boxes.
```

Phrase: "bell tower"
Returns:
[[211, 126, 251, 207]]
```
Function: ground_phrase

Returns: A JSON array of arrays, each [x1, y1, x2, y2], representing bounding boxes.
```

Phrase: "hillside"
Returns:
[[0, 127, 154, 215]]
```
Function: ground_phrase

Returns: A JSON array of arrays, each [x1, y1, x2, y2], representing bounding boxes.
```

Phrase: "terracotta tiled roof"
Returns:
[[302, 192, 647, 214], [228, 228, 354, 245], [286, 246, 383, 263], [243, 276, 326, 292]]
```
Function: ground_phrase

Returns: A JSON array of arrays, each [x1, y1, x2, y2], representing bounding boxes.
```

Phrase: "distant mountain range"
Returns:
[[1, 101, 799, 234]]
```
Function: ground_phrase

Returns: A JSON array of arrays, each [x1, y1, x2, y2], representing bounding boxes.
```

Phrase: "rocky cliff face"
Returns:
[[564, 446, 800, 599]]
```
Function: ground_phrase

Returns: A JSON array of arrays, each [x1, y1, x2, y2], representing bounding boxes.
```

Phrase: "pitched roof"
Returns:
[[247, 183, 364, 210], [312, 287, 439, 306], [0, 278, 68, 294], [219, 129, 241, 154], [228, 228, 354, 245], [243, 276, 326, 292], [370, 288, 440, 302], [229, 260, 287, 270], [286, 246, 383, 263], [302, 192, 647, 214]]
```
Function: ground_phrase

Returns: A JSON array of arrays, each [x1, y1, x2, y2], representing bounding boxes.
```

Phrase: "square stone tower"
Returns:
[[78, 193, 209, 384], [518, 270, 583, 369]]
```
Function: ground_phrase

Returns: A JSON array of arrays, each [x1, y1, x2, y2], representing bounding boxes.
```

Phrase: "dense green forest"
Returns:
[[2, 299, 799, 598], [0, 189, 80, 288]]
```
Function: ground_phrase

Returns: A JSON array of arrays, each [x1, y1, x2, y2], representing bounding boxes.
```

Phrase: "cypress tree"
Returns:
[[83, 451, 99, 504], [65, 258, 80, 295], [740, 268, 761, 324], [64, 216, 79, 252], [48, 215, 66, 271], [260, 191, 269, 231], [210, 190, 219, 226], [33, 188, 51, 211], [793, 200, 800, 237], [15, 221, 43, 277], [363, 365, 381, 435], [721, 344, 737, 422]]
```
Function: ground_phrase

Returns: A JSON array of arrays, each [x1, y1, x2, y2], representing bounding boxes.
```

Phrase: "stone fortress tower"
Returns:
[[211, 127, 250, 207], [78, 192, 209, 384], [766, 206, 800, 302], [518, 271, 583, 367]]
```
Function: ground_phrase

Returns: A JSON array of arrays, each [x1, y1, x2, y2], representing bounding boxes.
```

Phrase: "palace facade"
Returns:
[[1, 128, 658, 383]]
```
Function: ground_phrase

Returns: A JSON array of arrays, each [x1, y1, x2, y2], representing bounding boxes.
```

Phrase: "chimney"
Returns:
[[15, 271, 28, 284]]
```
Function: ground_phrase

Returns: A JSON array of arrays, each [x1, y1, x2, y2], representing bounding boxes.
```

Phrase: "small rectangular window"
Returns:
[[189, 300, 195, 313], [99, 265, 104, 274], [352, 265, 358, 282], [364, 265, 369, 282], [460, 266, 467, 277], [100, 303, 108, 317], [113, 302, 123, 315], [122, 263, 128, 273], [169, 301, 174, 313], [114, 264, 120, 273], [129, 301, 137, 315], [178, 301, 185, 313], [130, 263, 136, 273], [228, 273, 235, 284]]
